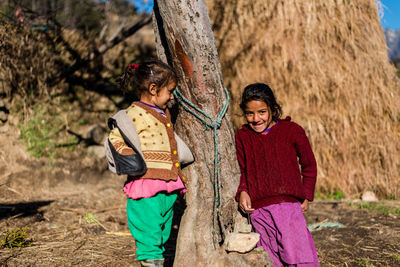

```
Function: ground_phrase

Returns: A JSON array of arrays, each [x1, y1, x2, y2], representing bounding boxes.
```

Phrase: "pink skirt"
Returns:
[[250, 202, 319, 267], [123, 176, 187, 199]]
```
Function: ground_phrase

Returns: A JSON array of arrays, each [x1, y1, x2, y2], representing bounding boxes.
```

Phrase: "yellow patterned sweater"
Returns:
[[108, 102, 186, 183]]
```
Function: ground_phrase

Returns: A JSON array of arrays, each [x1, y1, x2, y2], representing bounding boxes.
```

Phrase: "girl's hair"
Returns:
[[240, 83, 282, 120], [117, 59, 177, 95]]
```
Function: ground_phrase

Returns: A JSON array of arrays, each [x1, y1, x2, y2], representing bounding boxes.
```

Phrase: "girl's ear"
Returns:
[[148, 83, 157, 96]]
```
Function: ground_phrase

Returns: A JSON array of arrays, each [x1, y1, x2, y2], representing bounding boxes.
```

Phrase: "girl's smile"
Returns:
[[244, 100, 273, 133], [152, 80, 176, 109], [141, 80, 176, 110]]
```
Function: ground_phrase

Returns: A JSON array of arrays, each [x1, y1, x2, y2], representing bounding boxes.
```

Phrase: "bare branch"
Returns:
[[47, 14, 152, 86]]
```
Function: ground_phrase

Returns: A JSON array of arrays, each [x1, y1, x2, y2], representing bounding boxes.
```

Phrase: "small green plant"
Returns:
[[83, 212, 99, 225], [349, 202, 400, 215], [18, 103, 79, 160], [315, 190, 345, 200], [19, 105, 57, 158], [83, 212, 107, 231], [18, 103, 82, 161], [386, 195, 396, 200], [332, 190, 345, 200], [354, 258, 373, 267], [341, 248, 352, 255], [392, 254, 400, 260], [78, 118, 89, 126], [1, 227, 33, 248]]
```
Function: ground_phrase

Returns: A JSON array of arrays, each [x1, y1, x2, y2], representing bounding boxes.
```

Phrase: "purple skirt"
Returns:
[[250, 202, 319, 267]]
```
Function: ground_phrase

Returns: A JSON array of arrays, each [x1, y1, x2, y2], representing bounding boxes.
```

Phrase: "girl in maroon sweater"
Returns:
[[236, 83, 319, 267]]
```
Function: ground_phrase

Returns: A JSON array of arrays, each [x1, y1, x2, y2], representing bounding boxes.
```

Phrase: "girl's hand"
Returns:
[[239, 191, 255, 214], [301, 199, 309, 213]]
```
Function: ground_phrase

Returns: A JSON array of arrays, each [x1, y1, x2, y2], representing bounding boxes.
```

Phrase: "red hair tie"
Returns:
[[128, 63, 139, 70]]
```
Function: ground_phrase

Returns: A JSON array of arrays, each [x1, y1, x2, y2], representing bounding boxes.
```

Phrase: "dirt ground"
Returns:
[[0, 124, 399, 267]]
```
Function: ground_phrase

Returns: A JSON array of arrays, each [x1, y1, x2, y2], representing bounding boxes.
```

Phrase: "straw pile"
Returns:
[[0, 22, 57, 101], [0, 22, 93, 104], [206, 0, 400, 198]]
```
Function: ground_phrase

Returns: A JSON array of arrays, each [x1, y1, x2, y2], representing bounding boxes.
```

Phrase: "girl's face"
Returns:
[[244, 100, 272, 133], [150, 80, 176, 109]]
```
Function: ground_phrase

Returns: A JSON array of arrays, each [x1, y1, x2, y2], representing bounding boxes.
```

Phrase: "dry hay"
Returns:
[[206, 0, 400, 199], [0, 22, 94, 105], [0, 22, 59, 101]]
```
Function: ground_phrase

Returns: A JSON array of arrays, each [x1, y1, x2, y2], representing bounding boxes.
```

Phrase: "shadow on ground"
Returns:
[[0, 201, 53, 220]]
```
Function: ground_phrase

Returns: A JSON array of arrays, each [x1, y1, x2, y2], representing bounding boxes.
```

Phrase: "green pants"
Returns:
[[127, 192, 177, 261]]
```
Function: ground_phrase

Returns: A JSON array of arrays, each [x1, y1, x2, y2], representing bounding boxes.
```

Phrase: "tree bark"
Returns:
[[152, 1, 271, 266]]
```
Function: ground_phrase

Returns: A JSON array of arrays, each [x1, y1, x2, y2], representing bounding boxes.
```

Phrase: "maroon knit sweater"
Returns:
[[235, 116, 317, 210]]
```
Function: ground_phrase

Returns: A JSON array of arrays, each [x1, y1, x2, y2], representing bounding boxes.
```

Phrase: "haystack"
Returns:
[[206, 0, 400, 198]]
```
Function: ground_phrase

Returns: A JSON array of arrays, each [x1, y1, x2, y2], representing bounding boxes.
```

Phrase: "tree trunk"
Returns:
[[152, 1, 270, 266]]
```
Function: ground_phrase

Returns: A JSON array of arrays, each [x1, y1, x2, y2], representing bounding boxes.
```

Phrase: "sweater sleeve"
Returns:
[[293, 125, 317, 201], [235, 131, 248, 201], [108, 128, 136, 156]]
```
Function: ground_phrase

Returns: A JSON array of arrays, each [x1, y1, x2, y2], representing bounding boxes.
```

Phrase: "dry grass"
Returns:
[[206, 0, 400, 199], [0, 22, 59, 102], [0, 22, 94, 108]]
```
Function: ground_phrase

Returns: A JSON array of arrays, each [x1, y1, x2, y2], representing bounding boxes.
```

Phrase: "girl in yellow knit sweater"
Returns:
[[108, 60, 193, 267]]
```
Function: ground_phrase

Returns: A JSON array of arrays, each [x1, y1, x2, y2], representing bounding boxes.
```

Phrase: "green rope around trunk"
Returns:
[[173, 86, 230, 246]]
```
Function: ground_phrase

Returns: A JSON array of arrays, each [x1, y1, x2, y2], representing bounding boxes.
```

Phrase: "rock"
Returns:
[[224, 232, 260, 253], [7, 115, 19, 126], [82, 156, 93, 168], [238, 223, 252, 234], [361, 191, 378, 202], [85, 125, 106, 145], [87, 145, 105, 159], [0, 124, 9, 133], [0, 99, 7, 108], [0, 99, 10, 123], [233, 211, 252, 233], [0, 110, 8, 122], [209, 249, 272, 267]]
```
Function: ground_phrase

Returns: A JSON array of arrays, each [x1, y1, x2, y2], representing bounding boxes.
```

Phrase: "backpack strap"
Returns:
[[109, 110, 145, 160]]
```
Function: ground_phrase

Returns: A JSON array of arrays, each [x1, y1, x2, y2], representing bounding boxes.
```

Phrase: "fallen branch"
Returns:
[[105, 231, 131, 237]]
